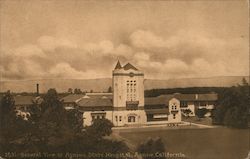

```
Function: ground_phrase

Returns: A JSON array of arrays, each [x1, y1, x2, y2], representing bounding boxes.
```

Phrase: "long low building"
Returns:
[[61, 61, 218, 127]]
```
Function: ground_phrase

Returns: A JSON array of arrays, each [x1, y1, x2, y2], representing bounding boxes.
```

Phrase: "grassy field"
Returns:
[[119, 127, 249, 159], [182, 116, 213, 126]]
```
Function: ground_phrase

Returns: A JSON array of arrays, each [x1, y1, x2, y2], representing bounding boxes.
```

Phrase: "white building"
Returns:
[[79, 61, 182, 126]]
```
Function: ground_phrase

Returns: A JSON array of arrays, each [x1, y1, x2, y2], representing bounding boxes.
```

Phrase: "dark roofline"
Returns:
[[123, 63, 138, 71], [115, 60, 122, 69]]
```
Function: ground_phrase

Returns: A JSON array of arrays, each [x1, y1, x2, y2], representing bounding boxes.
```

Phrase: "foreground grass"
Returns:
[[119, 127, 249, 159]]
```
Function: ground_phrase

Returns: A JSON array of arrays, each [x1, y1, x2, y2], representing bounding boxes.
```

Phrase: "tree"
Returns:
[[86, 119, 113, 139], [213, 78, 249, 128], [137, 137, 166, 159], [182, 109, 192, 117], [74, 88, 82, 94], [68, 88, 73, 94], [66, 109, 83, 133], [224, 106, 248, 128], [0, 91, 30, 154], [28, 89, 78, 150], [196, 108, 207, 120]]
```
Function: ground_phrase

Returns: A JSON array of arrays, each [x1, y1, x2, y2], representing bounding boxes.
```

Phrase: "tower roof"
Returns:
[[114, 60, 122, 69], [123, 63, 138, 70]]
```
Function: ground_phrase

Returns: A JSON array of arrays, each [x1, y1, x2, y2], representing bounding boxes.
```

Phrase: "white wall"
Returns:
[[113, 68, 144, 108], [168, 98, 182, 123], [112, 110, 147, 126], [83, 111, 113, 126]]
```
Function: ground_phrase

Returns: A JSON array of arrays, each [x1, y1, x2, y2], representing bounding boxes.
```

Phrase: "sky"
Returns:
[[0, 0, 249, 80]]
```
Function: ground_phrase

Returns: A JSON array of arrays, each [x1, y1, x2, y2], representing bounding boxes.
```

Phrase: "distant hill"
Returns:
[[0, 76, 248, 93]]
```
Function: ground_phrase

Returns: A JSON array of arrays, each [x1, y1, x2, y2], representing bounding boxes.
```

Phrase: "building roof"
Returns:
[[145, 95, 175, 106], [77, 98, 113, 107], [60, 94, 85, 103], [159, 93, 218, 101], [123, 63, 138, 71], [114, 60, 122, 69], [145, 108, 169, 115], [145, 93, 218, 106], [85, 93, 113, 99], [14, 96, 37, 105]]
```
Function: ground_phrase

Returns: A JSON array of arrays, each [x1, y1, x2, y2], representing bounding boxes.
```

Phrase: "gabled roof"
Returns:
[[61, 94, 85, 103], [123, 63, 138, 71], [114, 60, 122, 69], [145, 95, 174, 106]]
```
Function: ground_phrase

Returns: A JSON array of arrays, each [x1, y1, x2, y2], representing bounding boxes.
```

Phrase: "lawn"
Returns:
[[119, 127, 249, 159], [182, 116, 213, 126]]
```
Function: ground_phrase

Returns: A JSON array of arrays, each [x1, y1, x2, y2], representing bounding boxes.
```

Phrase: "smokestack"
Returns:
[[36, 83, 39, 96]]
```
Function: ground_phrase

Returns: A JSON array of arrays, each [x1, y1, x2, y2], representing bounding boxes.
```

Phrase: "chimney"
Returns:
[[36, 83, 39, 96]]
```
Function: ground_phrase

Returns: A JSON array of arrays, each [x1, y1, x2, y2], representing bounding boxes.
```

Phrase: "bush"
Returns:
[[137, 137, 166, 159]]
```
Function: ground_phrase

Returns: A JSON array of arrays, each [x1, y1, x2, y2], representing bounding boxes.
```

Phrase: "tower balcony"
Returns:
[[170, 110, 179, 114], [126, 101, 139, 110]]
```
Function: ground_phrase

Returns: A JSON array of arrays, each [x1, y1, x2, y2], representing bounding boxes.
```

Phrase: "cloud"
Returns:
[[38, 36, 77, 52], [0, 29, 248, 80], [130, 30, 167, 48], [14, 44, 46, 58]]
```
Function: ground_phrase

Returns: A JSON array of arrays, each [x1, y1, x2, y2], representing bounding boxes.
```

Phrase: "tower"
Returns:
[[112, 61, 146, 126]]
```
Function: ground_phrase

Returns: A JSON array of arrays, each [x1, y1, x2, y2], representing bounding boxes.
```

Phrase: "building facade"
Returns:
[[80, 61, 182, 126]]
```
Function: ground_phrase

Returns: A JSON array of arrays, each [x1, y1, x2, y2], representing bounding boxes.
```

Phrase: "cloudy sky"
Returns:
[[0, 0, 249, 80]]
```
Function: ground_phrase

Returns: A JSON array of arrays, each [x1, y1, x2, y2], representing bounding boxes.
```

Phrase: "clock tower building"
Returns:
[[112, 61, 146, 126]]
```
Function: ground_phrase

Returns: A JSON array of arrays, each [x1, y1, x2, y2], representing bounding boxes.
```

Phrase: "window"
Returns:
[[115, 116, 118, 121], [119, 116, 122, 121], [128, 116, 136, 122], [180, 101, 188, 107], [173, 114, 176, 119]]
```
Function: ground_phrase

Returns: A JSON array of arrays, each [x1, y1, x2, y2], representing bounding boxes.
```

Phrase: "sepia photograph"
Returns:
[[0, 0, 249, 159]]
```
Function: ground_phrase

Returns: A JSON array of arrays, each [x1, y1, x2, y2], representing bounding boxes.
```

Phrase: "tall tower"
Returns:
[[113, 61, 144, 108], [112, 61, 146, 126]]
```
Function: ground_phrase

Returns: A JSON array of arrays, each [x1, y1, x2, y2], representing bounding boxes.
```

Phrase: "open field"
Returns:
[[119, 127, 249, 159]]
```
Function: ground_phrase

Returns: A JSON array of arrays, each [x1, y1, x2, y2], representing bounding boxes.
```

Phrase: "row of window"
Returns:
[[91, 115, 105, 120], [115, 116, 122, 122], [171, 105, 177, 110], [127, 80, 137, 101], [115, 115, 136, 123], [180, 101, 216, 107]]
